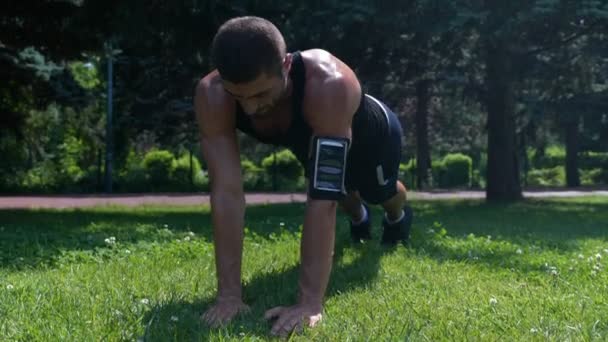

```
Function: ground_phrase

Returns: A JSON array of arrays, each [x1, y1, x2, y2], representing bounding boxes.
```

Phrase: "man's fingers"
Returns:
[[264, 306, 285, 320], [271, 310, 300, 336]]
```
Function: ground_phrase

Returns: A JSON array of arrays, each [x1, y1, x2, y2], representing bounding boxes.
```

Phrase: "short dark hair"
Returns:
[[211, 16, 286, 83]]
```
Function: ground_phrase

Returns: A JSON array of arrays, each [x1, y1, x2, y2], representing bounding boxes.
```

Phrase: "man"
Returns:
[[195, 16, 413, 336]]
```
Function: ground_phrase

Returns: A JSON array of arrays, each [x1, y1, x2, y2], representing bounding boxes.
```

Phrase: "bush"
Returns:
[[527, 167, 565, 187], [242, 159, 265, 191], [173, 153, 208, 191], [430, 153, 472, 188], [118, 149, 148, 192], [579, 151, 608, 170], [262, 149, 304, 180], [142, 150, 176, 188], [442, 153, 473, 188], [399, 159, 416, 189], [532, 145, 565, 169]]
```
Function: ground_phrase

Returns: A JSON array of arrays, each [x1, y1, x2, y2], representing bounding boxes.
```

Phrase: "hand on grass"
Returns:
[[201, 297, 250, 328], [264, 304, 323, 337]]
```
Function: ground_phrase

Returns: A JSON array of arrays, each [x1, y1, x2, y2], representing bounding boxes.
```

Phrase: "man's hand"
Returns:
[[201, 297, 250, 328], [264, 304, 323, 337]]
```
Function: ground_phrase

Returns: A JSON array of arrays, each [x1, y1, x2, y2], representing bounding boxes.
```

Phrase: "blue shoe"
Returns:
[[350, 203, 372, 243], [381, 205, 413, 245]]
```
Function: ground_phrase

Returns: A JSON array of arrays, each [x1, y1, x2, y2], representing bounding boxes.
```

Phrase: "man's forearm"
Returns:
[[210, 190, 246, 300], [297, 199, 337, 308]]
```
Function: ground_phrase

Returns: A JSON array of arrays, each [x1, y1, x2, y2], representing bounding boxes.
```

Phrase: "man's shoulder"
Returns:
[[299, 50, 361, 130], [299, 49, 359, 95], [195, 71, 234, 117], [194, 70, 235, 132]]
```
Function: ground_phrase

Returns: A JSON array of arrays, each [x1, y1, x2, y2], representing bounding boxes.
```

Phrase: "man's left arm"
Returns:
[[265, 73, 360, 336]]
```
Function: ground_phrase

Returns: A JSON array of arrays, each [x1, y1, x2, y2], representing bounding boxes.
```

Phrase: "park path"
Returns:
[[0, 190, 607, 209]]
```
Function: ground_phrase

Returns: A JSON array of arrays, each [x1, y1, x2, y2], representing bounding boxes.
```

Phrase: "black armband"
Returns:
[[308, 136, 349, 200]]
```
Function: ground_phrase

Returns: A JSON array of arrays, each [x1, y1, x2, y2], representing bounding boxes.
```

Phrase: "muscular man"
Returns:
[[195, 16, 413, 336]]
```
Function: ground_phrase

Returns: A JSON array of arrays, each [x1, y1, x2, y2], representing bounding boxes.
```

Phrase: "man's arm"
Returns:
[[297, 74, 359, 309], [195, 76, 249, 326], [265, 61, 361, 335]]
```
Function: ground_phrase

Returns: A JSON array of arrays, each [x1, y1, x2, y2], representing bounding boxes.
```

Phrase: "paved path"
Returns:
[[0, 190, 606, 209]]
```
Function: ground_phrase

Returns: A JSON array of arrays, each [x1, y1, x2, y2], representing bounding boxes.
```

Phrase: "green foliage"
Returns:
[[261, 149, 304, 180], [532, 145, 566, 169], [173, 153, 208, 191], [142, 150, 176, 188], [527, 167, 566, 187], [242, 159, 265, 191], [431, 153, 473, 188], [442, 153, 473, 188], [399, 159, 416, 189], [118, 150, 148, 192], [68, 61, 100, 89], [579, 152, 608, 170]]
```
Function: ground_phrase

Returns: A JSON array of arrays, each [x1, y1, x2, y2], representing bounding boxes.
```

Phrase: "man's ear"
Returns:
[[282, 53, 293, 75]]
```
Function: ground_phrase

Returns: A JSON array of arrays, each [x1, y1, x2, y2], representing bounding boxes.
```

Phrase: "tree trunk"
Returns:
[[565, 118, 580, 187], [415, 79, 432, 189], [484, 40, 523, 201]]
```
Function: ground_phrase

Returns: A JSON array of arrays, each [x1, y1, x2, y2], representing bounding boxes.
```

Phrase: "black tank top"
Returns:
[[235, 51, 389, 167]]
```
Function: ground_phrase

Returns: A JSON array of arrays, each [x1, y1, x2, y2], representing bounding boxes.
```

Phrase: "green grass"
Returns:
[[1, 197, 607, 341]]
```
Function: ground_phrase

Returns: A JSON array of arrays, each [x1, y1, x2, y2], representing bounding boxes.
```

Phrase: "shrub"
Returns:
[[241, 159, 265, 191], [173, 153, 208, 191], [399, 159, 416, 189], [532, 145, 565, 169], [142, 150, 176, 188], [527, 167, 565, 187], [261, 149, 304, 180], [441, 153, 473, 188], [579, 151, 608, 170]]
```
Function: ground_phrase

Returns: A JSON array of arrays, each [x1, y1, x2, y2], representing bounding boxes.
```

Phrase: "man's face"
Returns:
[[222, 71, 287, 117], [222, 57, 291, 118]]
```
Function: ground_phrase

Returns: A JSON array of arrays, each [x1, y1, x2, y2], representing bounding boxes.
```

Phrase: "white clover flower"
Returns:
[[125, 249, 131, 254], [140, 298, 150, 305], [588, 256, 595, 263], [489, 297, 498, 306], [6, 284, 14, 290], [578, 254, 585, 259], [593, 264, 601, 272], [530, 328, 539, 333], [187, 231, 195, 237], [104, 236, 116, 245], [163, 224, 169, 228], [184, 236, 191, 242], [428, 228, 435, 234], [596, 253, 602, 261], [170, 316, 179, 322], [550, 270, 559, 276], [279, 222, 285, 227], [516, 248, 523, 255]]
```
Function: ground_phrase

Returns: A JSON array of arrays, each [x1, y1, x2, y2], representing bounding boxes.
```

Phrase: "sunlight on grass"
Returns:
[[0, 197, 607, 340]]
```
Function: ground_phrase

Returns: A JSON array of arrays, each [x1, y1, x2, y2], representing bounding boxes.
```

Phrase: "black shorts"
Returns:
[[345, 96, 404, 205]]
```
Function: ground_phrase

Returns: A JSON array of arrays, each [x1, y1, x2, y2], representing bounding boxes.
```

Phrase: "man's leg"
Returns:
[[339, 191, 372, 242], [338, 190, 365, 222], [379, 180, 413, 245], [380, 180, 407, 222]]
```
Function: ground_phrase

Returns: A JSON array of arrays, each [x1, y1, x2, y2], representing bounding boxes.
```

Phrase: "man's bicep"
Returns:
[[201, 133, 243, 193]]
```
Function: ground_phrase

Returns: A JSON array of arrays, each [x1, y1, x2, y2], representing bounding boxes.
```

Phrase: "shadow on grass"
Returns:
[[142, 230, 389, 340]]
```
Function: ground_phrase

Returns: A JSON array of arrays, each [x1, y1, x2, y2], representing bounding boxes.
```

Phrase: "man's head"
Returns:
[[211, 16, 291, 117]]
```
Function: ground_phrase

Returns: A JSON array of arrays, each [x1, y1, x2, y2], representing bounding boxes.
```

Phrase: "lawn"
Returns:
[[1, 197, 607, 341]]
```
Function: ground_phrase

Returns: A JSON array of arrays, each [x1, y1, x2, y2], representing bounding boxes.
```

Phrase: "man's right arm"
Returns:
[[195, 76, 247, 306]]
